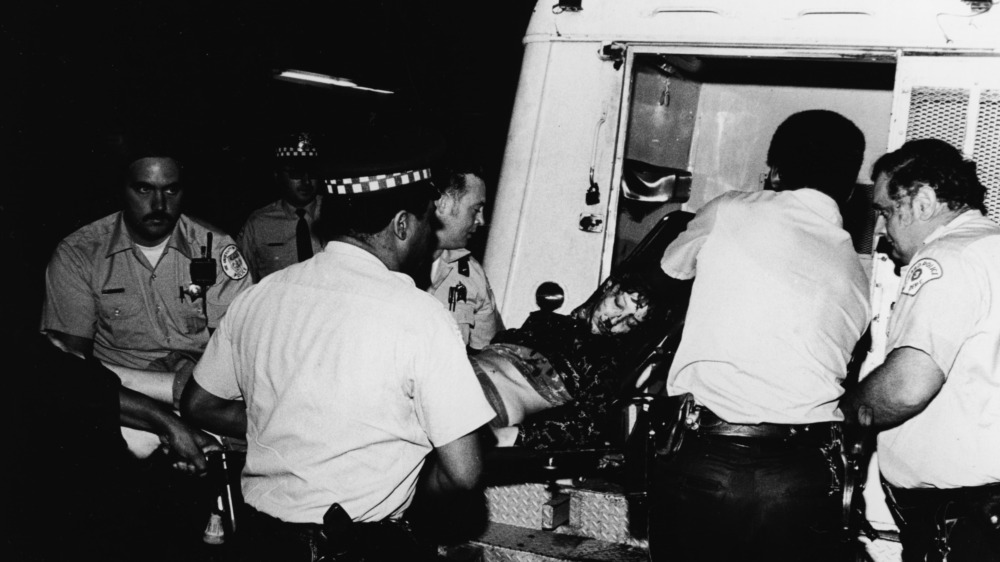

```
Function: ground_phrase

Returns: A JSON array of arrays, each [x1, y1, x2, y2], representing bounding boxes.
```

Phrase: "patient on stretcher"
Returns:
[[473, 270, 670, 450], [473, 211, 693, 450]]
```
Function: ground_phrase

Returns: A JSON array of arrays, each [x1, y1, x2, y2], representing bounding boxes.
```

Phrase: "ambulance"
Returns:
[[470, 1, 1000, 560]]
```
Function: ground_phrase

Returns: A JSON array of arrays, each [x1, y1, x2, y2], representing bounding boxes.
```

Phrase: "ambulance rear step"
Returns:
[[443, 481, 649, 562]]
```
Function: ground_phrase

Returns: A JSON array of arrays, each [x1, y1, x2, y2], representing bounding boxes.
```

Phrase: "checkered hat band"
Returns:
[[325, 168, 432, 195], [275, 147, 319, 158]]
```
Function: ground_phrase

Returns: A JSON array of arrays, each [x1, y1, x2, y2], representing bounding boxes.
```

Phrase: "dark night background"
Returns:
[[3, 3, 536, 556], [4, 0, 537, 326]]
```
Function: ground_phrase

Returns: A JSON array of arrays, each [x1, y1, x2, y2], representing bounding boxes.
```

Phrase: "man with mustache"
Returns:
[[841, 140, 1000, 561], [426, 160, 504, 351], [41, 137, 253, 467]]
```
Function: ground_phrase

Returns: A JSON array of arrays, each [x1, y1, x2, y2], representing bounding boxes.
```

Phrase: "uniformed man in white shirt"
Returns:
[[649, 110, 871, 562], [181, 135, 495, 561], [842, 139, 1000, 561], [427, 162, 504, 350]]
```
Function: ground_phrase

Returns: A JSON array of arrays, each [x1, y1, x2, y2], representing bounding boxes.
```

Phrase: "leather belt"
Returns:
[[887, 481, 1000, 506], [242, 504, 325, 534], [693, 408, 838, 442]]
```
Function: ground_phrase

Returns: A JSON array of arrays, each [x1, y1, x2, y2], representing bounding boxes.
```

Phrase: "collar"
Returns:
[[437, 248, 471, 264], [322, 240, 416, 287], [106, 213, 193, 259], [280, 197, 320, 218], [789, 188, 843, 228], [922, 209, 983, 246]]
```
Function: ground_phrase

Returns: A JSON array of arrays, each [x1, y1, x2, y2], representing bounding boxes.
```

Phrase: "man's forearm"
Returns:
[[841, 346, 945, 430], [119, 386, 221, 473], [841, 376, 913, 430], [420, 458, 476, 497], [102, 362, 175, 405], [119, 386, 176, 433], [179, 379, 248, 439], [419, 430, 486, 496], [188, 401, 247, 439]]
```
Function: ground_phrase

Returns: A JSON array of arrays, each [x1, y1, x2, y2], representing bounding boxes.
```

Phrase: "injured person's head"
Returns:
[[570, 273, 657, 335], [572, 272, 656, 336]]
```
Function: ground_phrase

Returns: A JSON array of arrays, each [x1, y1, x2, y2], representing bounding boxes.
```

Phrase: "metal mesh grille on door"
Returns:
[[905, 87, 969, 148], [974, 90, 1000, 223], [905, 86, 1000, 224]]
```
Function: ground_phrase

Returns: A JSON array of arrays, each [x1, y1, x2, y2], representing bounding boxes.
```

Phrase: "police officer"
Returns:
[[181, 134, 496, 561], [40, 136, 253, 556], [42, 137, 252, 417], [5, 199, 221, 559], [648, 110, 871, 561], [236, 132, 325, 282], [427, 162, 504, 350], [842, 139, 1000, 561]]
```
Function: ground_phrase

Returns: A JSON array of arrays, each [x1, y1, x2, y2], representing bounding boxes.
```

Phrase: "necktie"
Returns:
[[296, 208, 313, 262]]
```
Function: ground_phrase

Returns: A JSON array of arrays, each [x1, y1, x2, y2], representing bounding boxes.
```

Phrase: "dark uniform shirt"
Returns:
[[236, 198, 323, 281]]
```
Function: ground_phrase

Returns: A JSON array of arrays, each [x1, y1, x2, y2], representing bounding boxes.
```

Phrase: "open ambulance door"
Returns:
[[600, 45, 899, 282]]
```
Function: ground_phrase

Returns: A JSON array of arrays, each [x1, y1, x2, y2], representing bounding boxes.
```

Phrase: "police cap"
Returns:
[[274, 132, 321, 160], [322, 127, 446, 196]]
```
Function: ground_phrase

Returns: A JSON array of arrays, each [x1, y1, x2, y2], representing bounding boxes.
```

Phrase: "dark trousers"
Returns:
[[237, 505, 435, 562], [648, 432, 847, 562], [884, 481, 1000, 562]]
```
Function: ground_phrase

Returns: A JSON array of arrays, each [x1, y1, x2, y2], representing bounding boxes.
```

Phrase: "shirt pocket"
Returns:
[[262, 242, 293, 270], [97, 291, 149, 348], [177, 299, 209, 336]]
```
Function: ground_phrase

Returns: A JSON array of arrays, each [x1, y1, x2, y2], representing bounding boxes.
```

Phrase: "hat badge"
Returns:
[[276, 133, 319, 158]]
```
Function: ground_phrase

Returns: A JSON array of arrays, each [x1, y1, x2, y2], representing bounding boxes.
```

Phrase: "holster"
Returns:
[[652, 393, 697, 460], [318, 503, 428, 562], [840, 423, 877, 542], [883, 480, 1000, 553], [319, 503, 359, 562]]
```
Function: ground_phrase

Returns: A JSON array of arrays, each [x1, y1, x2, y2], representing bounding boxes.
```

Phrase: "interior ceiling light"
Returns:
[[274, 69, 394, 95]]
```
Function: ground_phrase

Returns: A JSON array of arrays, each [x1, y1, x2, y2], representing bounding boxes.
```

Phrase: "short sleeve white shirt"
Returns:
[[661, 189, 871, 424], [195, 241, 495, 523], [427, 249, 504, 350], [877, 211, 1000, 489]]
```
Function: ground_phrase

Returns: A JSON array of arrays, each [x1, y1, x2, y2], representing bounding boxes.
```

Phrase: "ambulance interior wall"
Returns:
[[687, 80, 894, 210], [614, 66, 894, 268]]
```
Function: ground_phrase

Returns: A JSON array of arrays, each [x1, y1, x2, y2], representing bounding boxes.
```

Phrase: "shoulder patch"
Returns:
[[220, 244, 249, 280], [900, 258, 942, 296]]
